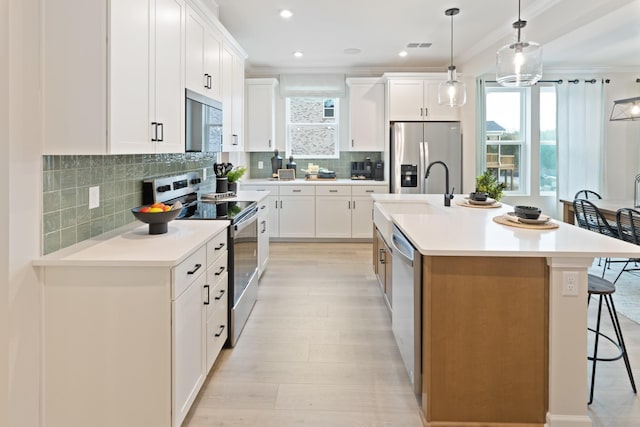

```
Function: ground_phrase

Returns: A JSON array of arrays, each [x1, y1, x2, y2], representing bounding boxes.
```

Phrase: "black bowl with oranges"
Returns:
[[131, 202, 182, 234]]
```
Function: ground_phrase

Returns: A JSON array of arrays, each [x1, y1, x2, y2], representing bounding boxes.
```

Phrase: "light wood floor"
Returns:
[[183, 242, 640, 426]]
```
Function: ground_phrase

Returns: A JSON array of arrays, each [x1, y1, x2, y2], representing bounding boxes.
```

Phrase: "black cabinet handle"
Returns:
[[157, 123, 164, 142], [261, 220, 267, 234], [151, 122, 158, 141], [203, 284, 210, 305], [215, 289, 225, 300], [214, 266, 225, 276], [214, 325, 225, 337], [204, 73, 210, 89], [207, 74, 212, 89], [187, 263, 202, 275], [379, 248, 386, 264], [214, 242, 225, 251], [232, 134, 238, 145]]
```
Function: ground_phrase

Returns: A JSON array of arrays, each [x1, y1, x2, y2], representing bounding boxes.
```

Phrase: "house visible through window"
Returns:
[[286, 97, 339, 159]]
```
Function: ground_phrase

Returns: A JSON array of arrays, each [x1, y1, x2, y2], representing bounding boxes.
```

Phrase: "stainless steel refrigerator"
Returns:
[[390, 122, 462, 194]]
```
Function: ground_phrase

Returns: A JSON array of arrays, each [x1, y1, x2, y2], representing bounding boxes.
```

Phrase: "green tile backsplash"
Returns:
[[42, 153, 217, 255], [249, 151, 382, 179]]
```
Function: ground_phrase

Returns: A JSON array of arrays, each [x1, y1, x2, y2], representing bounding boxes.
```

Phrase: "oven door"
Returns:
[[230, 206, 259, 346]]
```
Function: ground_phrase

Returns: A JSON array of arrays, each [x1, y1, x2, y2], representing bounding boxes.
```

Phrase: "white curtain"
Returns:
[[557, 81, 605, 200]]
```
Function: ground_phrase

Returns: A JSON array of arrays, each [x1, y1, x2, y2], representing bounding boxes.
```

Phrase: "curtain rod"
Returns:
[[485, 79, 611, 84]]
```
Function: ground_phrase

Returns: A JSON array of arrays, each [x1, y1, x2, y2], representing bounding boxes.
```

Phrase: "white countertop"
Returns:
[[33, 220, 229, 267], [373, 194, 640, 258], [241, 178, 388, 186], [226, 190, 270, 203]]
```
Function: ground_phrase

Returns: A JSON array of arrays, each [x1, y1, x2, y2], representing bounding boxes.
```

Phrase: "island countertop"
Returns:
[[372, 194, 640, 258]]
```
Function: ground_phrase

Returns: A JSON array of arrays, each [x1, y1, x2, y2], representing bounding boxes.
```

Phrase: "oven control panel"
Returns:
[[142, 172, 201, 205]]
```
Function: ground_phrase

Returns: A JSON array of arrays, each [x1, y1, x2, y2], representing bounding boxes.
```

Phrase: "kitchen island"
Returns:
[[373, 194, 640, 427]]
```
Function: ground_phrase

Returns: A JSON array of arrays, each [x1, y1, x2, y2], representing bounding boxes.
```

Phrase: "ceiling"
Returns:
[[213, 0, 640, 75]]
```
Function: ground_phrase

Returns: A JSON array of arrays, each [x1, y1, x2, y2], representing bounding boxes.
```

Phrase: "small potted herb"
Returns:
[[226, 165, 247, 194], [475, 170, 506, 201]]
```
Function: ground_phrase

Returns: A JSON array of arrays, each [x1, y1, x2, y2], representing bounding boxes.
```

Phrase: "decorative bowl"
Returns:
[[469, 192, 488, 201], [131, 205, 182, 234], [514, 205, 542, 220]]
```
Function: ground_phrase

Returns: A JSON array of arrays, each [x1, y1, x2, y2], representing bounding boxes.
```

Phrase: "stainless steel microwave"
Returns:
[[185, 89, 223, 152]]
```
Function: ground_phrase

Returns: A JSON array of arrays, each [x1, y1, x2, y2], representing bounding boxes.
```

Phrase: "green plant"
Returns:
[[475, 170, 506, 201], [226, 165, 247, 183]]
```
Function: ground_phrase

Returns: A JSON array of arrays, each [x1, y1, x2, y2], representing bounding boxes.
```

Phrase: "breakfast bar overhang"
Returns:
[[373, 194, 640, 427]]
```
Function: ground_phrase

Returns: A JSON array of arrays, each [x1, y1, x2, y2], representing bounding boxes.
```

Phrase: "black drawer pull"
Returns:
[[203, 285, 210, 305], [329, 189, 338, 193], [366, 190, 374, 193], [292, 189, 301, 192], [215, 289, 225, 300], [187, 263, 202, 275], [214, 325, 225, 337], [214, 266, 225, 276], [214, 242, 225, 251]]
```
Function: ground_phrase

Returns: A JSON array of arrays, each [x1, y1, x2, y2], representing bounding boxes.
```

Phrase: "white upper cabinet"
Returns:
[[347, 78, 385, 152], [185, 6, 222, 101], [221, 44, 245, 152], [43, 0, 186, 154], [386, 74, 460, 122], [245, 78, 277, 152]]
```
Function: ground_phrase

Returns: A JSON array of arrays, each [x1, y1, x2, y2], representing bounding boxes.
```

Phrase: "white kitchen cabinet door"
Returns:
[[279, 196, 315, 238], [221, 44, 245, 152], [316, 196, 352, 238], [246, 79, 277, 152], [186, 7, 222, 101], [257, 200, 270, 276], [110, 0, 185, 154], [153, 0, 186, 153], [351, 196, 375, 238], [172, 272, 205, 427], [388, 78, 460, 122], [348, 79, 385, 151]]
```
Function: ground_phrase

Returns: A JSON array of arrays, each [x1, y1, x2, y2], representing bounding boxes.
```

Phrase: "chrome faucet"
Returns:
[[425, 161, 454, 206]]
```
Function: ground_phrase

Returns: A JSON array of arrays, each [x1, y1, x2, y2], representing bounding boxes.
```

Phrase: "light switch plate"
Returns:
[[89, 186, 100, 209], [258, 161, 264, 169]]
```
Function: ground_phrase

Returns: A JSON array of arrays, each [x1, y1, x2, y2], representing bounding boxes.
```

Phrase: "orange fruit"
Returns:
[[151, 202, 165, 209], [162, 205, 171, 211], [139, 206, 151, 213]]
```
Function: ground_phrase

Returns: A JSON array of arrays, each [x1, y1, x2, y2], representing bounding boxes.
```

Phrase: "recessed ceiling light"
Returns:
[[399, 51, 408, 57], [344, 48, 362, 55], [293, 51, 303, 58], [280, 9, 293, 19]]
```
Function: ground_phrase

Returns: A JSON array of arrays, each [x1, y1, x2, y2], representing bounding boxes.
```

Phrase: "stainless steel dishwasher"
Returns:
[[390, 225, 422, 394]]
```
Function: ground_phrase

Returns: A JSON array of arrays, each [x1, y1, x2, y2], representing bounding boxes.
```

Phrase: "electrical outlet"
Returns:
[[258, 161, 264, 169], [562, 271, 579, 296], [89, 186, 100, 209]]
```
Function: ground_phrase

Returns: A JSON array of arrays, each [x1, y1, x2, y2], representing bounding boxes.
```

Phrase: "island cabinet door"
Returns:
[[422, 256, 549, 425]]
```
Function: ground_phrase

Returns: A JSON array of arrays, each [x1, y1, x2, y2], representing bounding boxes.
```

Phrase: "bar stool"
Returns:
[[587, 274, 636, 405]]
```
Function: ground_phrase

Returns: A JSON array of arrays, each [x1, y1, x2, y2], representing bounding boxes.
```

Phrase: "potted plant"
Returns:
[[475, 170, 506, 201], [226, 165, 247, 194]]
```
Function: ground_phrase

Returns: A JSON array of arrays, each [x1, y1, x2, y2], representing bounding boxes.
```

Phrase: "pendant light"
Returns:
[[438, 8, 466, 107], [610, 79, 640, 121], [496, 0, 543, 87]]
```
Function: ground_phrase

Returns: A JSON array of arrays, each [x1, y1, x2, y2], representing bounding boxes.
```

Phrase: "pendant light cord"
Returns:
[[450, 13, 454, 68]]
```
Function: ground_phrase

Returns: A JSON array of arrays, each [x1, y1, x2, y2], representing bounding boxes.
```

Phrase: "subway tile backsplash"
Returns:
[[249, 151, 382, 179], [42, 153, 217, 255]]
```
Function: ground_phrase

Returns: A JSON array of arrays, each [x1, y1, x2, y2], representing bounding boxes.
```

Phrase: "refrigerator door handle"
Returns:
[[419, 141, 428, 194]]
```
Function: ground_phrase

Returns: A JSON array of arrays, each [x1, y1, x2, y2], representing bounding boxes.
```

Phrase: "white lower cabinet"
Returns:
[[243, 183, 387, 239], [40, 226, 228, 427]]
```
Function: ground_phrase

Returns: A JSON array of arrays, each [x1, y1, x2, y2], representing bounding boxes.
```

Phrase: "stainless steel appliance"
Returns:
[[185, 89, 223, 153], [390, 122, 462, 194], [142, 172, 258, 346], [390, 225, 422, 394]]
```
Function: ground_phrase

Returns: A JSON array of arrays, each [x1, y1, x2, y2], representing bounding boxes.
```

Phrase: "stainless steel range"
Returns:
[[142, 172, 258, 346]]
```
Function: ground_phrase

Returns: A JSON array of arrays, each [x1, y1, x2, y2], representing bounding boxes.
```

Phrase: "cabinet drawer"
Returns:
[[206, 231, 227, 266], [206, 253, 228, 292], [279, 186, 315, 196], [206, 292, 228, 371], [316, 186, 351, 196], [242, 184, 279, 195], [173, 245, 207, 299], [206, 272, 228, 321], [352, 185, 388, 196]]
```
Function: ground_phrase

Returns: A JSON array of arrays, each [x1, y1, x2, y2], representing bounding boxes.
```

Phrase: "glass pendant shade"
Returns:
[[438, 8, 466, 107], [496, 39, 543, 87], [438, 67, 466, 107], [610, 96, 640, 121]]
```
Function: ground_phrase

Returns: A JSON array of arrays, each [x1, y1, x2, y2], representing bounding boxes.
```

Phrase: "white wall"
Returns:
[[6, 0, 43, 426], [1, 0, 10, 425]]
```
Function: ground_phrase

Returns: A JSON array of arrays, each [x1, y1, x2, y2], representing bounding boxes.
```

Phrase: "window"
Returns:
[[485, 87, 526, 193], [286, 97, 339, 159], [481, 83, 557, 196]]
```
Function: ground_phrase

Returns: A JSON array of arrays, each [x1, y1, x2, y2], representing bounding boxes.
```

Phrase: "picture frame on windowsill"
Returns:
[[277, 169, 295, 181]]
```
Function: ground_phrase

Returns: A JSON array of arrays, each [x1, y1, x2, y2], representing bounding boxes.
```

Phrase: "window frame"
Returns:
[[285, 96, 340, 160]]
